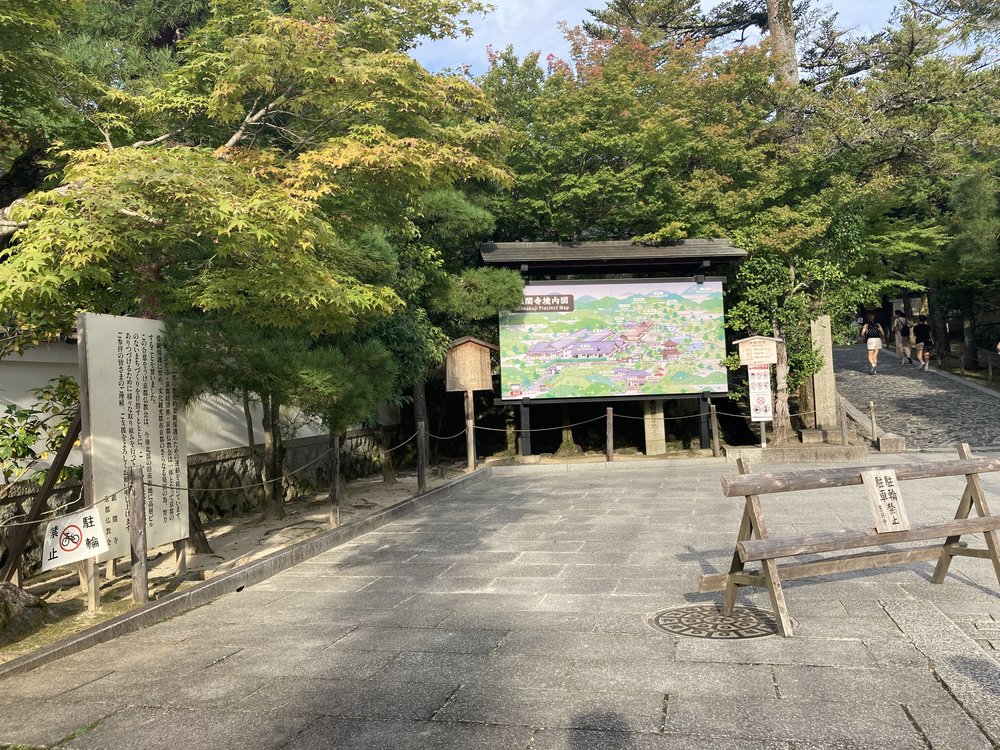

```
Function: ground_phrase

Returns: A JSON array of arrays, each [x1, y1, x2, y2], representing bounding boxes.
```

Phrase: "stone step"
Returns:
[[799, 428, 860, 446]]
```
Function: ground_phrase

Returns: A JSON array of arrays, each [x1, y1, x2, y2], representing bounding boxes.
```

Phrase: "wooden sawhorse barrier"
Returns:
[[699, 444, 1000, 636]]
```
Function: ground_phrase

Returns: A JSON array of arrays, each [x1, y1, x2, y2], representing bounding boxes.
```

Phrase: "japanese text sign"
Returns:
[[747, 363, 773, 422], [862, 469, 910, 533], [738, 337, 779, 366], [41, 506, 109, 572]]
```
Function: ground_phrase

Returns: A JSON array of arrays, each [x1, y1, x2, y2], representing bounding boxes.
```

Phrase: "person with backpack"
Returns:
[[860, 312, 886, 375], [892, 310, 913, 364], [913, 315, 933, 370]]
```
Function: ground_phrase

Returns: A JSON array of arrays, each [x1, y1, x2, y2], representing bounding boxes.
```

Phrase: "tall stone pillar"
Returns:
[[810, 315, 838, 429], [643, 400, 667, 456]]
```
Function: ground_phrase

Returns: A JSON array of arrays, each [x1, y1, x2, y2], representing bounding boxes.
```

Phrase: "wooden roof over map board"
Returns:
[[480, 239, 746, 275]]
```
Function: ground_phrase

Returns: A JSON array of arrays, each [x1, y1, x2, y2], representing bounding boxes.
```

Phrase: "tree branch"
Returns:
[[131, 125, 187, 148], [221, 89, 294, 149]]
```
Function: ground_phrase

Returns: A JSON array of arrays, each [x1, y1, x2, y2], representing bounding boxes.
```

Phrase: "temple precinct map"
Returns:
[[499, 280, 728, 400]]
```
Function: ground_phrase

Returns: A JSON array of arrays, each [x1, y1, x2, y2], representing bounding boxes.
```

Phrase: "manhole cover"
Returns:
[[647, 605, 779, 639]]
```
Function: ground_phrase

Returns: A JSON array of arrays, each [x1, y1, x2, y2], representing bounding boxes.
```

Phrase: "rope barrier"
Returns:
[[427, 427, 468, 441], [0, 486, 127, 530], [145, 444, 337, 492], [473, 414, 608, 433]]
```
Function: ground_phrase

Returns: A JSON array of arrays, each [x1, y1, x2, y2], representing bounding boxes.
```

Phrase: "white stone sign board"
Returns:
[[41, 506, 109, 572], [747, 363, 773, 422], [862, 468, 910, 533], [78, 313, 189, 560], [738, 337, 779, 366]]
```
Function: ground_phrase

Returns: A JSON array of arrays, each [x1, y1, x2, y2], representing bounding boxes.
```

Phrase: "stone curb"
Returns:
[[0, 468, 492, 680], [488, 457, 728, 475], [922, 362, 1000, 400]]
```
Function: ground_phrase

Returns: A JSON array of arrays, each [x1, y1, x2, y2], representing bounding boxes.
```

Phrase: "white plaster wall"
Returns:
[[0, 342, 326, 473]]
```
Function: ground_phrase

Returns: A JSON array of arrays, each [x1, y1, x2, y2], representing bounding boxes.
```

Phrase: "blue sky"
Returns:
[[411, 0, 900, 74]]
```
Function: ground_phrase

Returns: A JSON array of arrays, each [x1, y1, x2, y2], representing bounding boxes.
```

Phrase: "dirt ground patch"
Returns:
[[0, 464, 467, 665]]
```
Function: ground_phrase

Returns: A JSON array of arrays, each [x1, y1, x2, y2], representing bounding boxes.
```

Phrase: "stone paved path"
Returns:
[[4, 459, 1000, 749], [834, 345, 1000, 449]]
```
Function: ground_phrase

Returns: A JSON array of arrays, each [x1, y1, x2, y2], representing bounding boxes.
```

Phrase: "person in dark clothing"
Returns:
[[860, 312, 885, 375], [913, 315, 933, 370]]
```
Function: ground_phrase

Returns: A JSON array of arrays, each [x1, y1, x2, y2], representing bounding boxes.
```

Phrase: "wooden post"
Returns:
[[840, 397, 849, 447], [464, 389, 476, 473], [519, 400, 532, 456], [416, 420, 427, 494], [605, 407, 614, 462], [760, 422, 766, 449], [869, 401, 877, 440], [173, 540, 187, 577], [989, 356, 993, 382], [329, 434, 341, 527], [105, 559, 117, 580], [1, 410, 82, 584], [709, 404, 721, 457], [129, 466, 148, 605], [698, 396, 710, 449], [84, 557, 100, 612]]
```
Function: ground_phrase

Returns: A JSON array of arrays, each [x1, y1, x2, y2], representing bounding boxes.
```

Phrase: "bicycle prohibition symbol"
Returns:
[[59, 525, 83, 553]]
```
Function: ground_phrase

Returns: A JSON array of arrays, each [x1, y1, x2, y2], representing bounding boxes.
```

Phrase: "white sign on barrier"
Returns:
[[78, 313, 189, 560], [862, 469, 910, 533], [747, 363, 773, 423], [41, 506, 109, 572]]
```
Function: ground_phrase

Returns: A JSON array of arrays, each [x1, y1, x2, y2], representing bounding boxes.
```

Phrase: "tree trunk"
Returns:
[[186, 497, 213, 554], [242, 391, 265, 490], [555, 404, 581, 456], [412, 379, 430, 467], [961, 287, 979, 369], [927, 279, 950, 354], [771, 321, 794, 444], [373, 426, 397, 484], [329, 433, 341, 528], [260, 395, 284, 519], [766, 0, 798, 84]]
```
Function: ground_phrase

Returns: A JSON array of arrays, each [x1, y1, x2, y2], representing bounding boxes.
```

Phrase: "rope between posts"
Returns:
[[473, 414, 609, 433], [0, 486, 127, 529], [426, 427, 468, 441], [144, 444, 337, 493]]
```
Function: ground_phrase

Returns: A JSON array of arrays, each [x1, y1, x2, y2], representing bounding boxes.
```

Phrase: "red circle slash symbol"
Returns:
[[59, 525, 83, 553]]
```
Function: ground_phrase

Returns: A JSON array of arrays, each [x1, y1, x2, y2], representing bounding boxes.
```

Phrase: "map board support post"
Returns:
[[0, 409, 82, 585], [129, 466, 149, 605], [416, 421, 427, 494], [173, 540, 186, 577], [519, 400, 532, 456], [85, 557, 100, 612], [699, 395, 710, 449], [606, 407, 614, 462], [464, 389, 476, 472]]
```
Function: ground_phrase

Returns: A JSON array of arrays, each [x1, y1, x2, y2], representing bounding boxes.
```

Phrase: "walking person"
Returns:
[[913, 315, 933, 370], [892, 310, 913, 364], [860, 312, 886, 375]]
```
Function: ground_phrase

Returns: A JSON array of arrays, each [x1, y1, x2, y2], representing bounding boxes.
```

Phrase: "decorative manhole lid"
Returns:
[[647, 605, 779, 639]]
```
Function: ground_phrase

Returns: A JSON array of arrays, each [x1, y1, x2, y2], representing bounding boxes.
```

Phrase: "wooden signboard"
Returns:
[[446, 337, 497, 393], [735, 336, 780, 366]]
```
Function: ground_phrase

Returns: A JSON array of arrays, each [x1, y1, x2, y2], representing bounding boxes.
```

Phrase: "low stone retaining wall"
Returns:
[[1, 428, 401, 576]]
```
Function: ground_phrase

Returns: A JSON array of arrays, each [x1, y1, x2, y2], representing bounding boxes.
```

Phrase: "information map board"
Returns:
[[499, 280, 728, 400], [78, 313, 189, 560]]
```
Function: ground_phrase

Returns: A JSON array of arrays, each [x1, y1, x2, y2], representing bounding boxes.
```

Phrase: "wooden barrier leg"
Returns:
[[932, 483, 973, 584], [958, 443, 1000, 587], [721, 503, 752, 615], [747, 494, 793, 637]]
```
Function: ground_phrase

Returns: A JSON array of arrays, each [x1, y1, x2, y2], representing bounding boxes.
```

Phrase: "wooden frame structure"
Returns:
[[699, 444, 1000, 636]]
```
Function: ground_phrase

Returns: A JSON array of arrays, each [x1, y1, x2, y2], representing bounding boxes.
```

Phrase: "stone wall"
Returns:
[[1, 428, 399, 576]]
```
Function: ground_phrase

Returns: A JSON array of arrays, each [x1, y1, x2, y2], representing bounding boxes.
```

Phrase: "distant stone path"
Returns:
[[833, 345, 1000, 449]]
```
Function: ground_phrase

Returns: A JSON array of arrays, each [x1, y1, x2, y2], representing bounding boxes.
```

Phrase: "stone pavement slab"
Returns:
[[2, 460, 1000, 748]]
